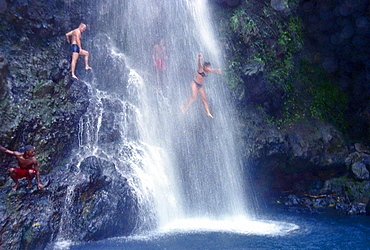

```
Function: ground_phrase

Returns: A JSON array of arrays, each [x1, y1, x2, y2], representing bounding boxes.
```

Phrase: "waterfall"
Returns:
[[116, 0, 253, 224], [55, 1, 255, 245]]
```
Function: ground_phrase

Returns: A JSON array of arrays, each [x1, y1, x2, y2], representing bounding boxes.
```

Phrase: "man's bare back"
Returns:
[[69, 28, 81, 45]]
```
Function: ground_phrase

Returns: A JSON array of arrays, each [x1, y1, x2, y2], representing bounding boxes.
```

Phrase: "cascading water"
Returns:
[[117, 0, 253, 223], [53, 46, 184, 247], [55, 1, 299, 247]]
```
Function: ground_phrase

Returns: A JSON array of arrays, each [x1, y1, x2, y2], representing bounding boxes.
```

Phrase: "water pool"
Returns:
[[68, 210, 370, 249]]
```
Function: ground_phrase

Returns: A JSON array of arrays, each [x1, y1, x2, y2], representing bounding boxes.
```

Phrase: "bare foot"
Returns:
[[12, 184, 20, 191], [26, 183, 33, 189], [206, 112, 214, 119], [72, 74, 79, 80], [85, 66, 92, 70]]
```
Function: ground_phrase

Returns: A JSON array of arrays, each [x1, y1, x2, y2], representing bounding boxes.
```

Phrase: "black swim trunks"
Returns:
[[70, 44, 80, 53]]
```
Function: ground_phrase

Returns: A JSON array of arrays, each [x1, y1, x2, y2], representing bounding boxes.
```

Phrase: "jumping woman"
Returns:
[[181, 53, 222, 118]]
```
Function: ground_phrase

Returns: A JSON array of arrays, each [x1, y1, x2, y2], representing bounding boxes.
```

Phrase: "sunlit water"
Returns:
[[113, 0, 253, 222], [67, 209, 370, 249]]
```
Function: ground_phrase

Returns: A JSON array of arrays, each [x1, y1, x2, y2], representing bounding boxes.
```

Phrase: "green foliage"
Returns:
[[300, 62, 348, 125], [257, 105, 275, 126], [217, 7, 256, 91], [264, 15, 304, 87], [275, 61, 348, 131], [33, 80, 46, 92], [216, 3, 348, 132], [225, 6, 305, 93], [0, 24, 7, 32], [230, 8, 258, 44], [225, 62, 243, 89]]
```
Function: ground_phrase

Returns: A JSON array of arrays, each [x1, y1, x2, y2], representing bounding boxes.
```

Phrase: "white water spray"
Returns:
[[120, 0, 252, 225], [55, 1, 299, 246]]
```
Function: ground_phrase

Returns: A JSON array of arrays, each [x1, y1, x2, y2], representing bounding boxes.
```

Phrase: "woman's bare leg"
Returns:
[[181, 81, 198, 113], [199, 87, 213, 118]]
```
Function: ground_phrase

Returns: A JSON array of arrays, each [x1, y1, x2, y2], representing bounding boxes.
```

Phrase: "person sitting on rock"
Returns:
[[0, 145, 44, 191]]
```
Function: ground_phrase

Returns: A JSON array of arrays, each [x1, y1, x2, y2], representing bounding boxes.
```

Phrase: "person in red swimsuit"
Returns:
[[0, 145, 44, 191], [152, 39, 168, 86]]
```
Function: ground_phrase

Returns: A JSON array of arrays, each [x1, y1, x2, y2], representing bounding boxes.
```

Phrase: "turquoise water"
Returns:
[[70, 209, 370, 249]]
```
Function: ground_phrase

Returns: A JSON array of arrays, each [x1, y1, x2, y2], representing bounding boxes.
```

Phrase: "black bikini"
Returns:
[[193, 80, 203, 89], [198, 71, 207, 77], [193, 71, 207, 89]]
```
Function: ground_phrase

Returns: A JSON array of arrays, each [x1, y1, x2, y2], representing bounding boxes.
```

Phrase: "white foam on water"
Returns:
[[52, 240, 73, 249], [113, 218, 299, 242], [158, 217, 299, 236]]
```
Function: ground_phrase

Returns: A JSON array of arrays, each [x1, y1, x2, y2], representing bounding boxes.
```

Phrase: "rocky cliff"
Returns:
[[211, 0, 370, 215], [0, 0, 143, 249]]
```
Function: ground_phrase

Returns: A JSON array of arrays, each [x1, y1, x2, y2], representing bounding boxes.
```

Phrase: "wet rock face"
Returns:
[[0, 0, 145, 246], [346, 143, 370, 180], [0, 0, 111, 248], [277, 178, 370, 215], [0, 52, 8, 97], [212, 0, 241, 7], [351, 162, 369, 180], [0, 0, 6, 14], [299, 0, 370, 141], [247, 118, 348, 171], [245, 115, 349, 197], [255, 138, 370, 216], [0, 156, 141, 249], [58, 156, 141, 242], [0, 0, 96, 170]]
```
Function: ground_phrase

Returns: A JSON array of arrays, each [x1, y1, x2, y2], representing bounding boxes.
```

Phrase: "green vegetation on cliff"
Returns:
[[215, 0, 348, 131]]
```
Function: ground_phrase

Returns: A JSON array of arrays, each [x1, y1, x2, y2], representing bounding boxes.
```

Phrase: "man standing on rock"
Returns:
[[0, 145, 44, 191], [65, 23, 92, 80]]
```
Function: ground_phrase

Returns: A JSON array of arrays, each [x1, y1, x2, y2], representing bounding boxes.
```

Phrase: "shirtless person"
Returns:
[[181, 53, 222, 118], [152, 39, 168, 86], [65, 23, 92, 80], [0, 145, 44, 191]]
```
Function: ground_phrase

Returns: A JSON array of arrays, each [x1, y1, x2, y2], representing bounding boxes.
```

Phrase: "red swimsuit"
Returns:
[[13, 168, 36, 179]]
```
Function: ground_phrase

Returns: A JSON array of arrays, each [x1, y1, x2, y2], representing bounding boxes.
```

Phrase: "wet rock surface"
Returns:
[[243, 106, 370, 216], [261, 142, 370, 216], [0, 155, 141, 249], [0, 0, 143, 248]]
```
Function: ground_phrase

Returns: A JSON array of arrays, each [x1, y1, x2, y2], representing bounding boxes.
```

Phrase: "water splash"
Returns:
[[159, 217, 299, 236]]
